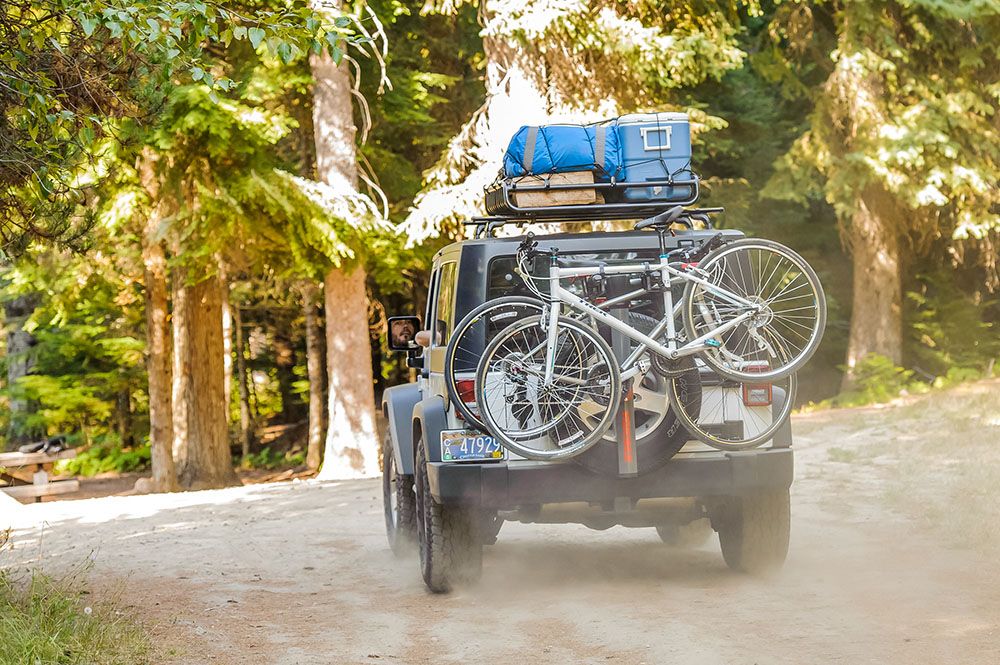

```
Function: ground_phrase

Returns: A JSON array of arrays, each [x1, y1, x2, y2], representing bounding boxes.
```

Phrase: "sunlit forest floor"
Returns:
[[3, 379, 999, 664]]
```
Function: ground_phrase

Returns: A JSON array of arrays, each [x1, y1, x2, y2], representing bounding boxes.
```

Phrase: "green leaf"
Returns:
[[248, 27, 265, 49], [277, 42, 293, 65], [166, 48, 180, 60], [80, 16, 98, 37], [327, 43, 343, 64], [233, 26, 247, 40], [191, 66, 204, 81], [334, 16, 352, 28]]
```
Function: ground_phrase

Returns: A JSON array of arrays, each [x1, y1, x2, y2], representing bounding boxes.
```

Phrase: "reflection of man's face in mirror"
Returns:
[[391, 319, 416, 347]]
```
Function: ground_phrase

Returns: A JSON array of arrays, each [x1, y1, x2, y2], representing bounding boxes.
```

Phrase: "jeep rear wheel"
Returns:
[[716, 490, 790, 574], [414, 432, 483, 593], [382, 431, 416, 556]]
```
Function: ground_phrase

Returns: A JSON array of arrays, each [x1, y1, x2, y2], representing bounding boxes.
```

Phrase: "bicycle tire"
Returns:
[[666, 367, 796, 450], [475, 314, 621, 461], [682, 238, 826, 382], [445, 296, 547, 430]]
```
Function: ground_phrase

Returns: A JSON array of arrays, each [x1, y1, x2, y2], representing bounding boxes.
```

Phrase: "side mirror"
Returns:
[[387, 316, 421, 351]]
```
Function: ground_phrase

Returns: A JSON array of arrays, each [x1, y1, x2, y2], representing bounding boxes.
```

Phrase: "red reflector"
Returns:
[[741, 363, 772, 407], [456, 379, 476, 403]]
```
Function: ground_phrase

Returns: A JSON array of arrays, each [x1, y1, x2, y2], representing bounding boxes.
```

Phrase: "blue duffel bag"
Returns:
[[503, 122, 622, 180]]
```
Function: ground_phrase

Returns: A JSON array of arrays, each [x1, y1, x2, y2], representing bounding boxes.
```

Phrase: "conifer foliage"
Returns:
[[1, 0, 997, 486]]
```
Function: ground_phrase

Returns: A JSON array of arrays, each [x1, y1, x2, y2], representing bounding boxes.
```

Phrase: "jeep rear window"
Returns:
[[487, 250, 661, 300]]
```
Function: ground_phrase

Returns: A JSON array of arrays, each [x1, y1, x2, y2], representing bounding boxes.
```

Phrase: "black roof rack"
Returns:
[[464, 205, 725, 238]]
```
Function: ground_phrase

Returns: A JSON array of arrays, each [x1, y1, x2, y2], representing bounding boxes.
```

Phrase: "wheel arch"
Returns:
[[411, 394, 449, 467], [382, 383, 422, 476]]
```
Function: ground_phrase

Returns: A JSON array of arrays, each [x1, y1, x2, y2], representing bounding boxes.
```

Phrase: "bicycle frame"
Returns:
[[540, 256, 760, 385]]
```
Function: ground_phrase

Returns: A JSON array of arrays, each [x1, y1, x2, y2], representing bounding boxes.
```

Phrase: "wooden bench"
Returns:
[[0, 449, 79, 503]]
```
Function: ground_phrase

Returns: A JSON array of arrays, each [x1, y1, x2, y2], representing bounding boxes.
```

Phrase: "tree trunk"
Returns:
[[301, 281, 326, 471], [115, 390, 134, 447], [4, 295, 38, 448], [171, 268, 190, 465], [138, 149, 178, 491], [320, 266, 380, 477], [143, 234, 177, 491], [233, 303, 253, 459], [274, 331, 299, 423], [311, 16, 381, 478], [221, 265, 233, 417], [173, 273, 238, 489], [843, 188, 904, 387]]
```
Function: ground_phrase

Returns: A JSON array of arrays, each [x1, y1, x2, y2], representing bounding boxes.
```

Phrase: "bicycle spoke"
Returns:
[[684, 241, 824, 381]]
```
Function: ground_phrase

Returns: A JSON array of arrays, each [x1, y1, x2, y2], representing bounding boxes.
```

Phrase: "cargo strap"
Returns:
[[594, 125, 606, 172], [522, 126, 539, 173]]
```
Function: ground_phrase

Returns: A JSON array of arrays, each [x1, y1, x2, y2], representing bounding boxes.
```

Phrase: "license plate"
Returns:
[[440, 430, 504, 462]]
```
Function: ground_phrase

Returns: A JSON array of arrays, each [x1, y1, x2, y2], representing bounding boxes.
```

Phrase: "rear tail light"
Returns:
[[456, 379, 477, 403], [741, 362, 772, 407]]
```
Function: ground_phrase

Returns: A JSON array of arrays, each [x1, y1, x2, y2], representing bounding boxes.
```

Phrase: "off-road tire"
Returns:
[[655, 518, 713, 548], [382, 431, 416, 557], [716, 490, 790, 574], [415, 433, 483, 593]]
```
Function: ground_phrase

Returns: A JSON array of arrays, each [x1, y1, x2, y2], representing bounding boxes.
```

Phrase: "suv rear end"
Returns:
[[382, 228, 793, 592]]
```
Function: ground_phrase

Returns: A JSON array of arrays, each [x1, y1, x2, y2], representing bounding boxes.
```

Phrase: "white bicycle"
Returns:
[[474, 207, 825, 460]]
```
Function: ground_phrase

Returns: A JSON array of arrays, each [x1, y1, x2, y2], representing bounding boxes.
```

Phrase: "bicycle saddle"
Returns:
[[634, 206, 687, 231]]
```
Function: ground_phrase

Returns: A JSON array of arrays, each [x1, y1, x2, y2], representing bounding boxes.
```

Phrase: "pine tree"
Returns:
[[763, 2, 1000, 383], [310, 0, 382, 478]]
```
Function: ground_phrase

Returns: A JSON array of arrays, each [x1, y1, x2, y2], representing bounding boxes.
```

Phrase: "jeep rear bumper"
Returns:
[[427, 448, 793, 508]]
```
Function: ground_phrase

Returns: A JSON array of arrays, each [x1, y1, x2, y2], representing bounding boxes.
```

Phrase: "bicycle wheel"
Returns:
[[445, 296, 547, 430], [475, 315, 621, 461], [682, 238, 825, 382], [666, 365, 796, 450]]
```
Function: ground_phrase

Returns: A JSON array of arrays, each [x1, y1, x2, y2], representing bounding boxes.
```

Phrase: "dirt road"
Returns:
[[5, 381, 1000, 664]]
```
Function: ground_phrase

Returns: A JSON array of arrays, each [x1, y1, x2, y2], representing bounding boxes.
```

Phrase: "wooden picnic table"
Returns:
[[0, 448, 79, 503]]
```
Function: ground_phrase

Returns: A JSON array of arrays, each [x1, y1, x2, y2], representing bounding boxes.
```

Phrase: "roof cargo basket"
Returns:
[[484, 174, 700, 219]]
